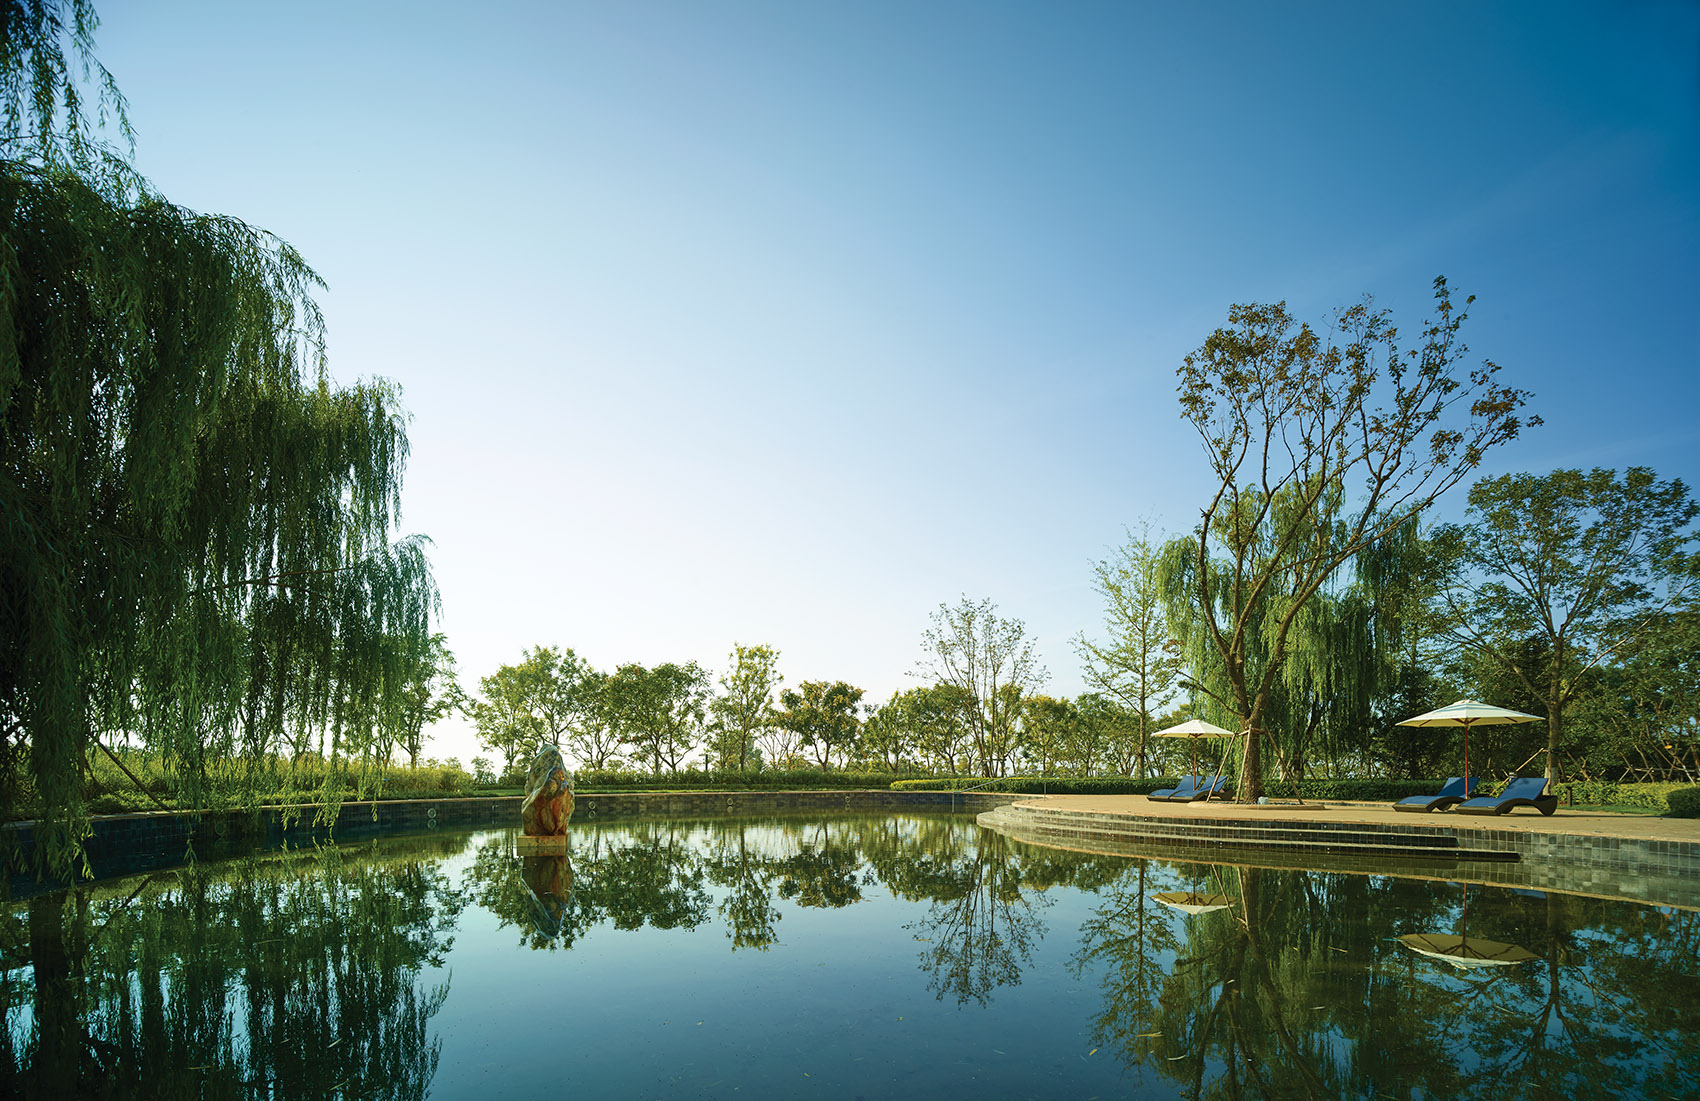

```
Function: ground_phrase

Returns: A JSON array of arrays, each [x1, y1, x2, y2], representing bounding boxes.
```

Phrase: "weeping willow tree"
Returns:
[[1159, 491, 1431, 785], [1163, 282, 1534, 800], [1, 0, 439, 875]]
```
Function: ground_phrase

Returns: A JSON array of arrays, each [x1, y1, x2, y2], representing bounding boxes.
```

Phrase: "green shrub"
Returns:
[[1663, 786, 1700, 818], [573, 768, 916, 792], [1554, 780, 1689, 812], [1259, 779, 1451, 802], [890, 776, 1182, 796]]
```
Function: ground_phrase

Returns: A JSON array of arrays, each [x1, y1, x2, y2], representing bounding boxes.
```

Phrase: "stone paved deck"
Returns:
[[1008, 793, 1700, 843], [978, 794, 1700, 911]]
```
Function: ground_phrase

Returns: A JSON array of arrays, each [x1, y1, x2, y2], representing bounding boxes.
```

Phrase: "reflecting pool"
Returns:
[[3, 812, 1696, 1099]]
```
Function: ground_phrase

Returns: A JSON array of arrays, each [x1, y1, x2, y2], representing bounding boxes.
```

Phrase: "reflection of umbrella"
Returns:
[[1153, 718, 1237, 779], [1398, 933, 1536, 969], [1155, 890, 1233, 915], [1396, 699, 1542, 791], [1155, 862, 1235, 916], [1398, 882, 1534, 971]]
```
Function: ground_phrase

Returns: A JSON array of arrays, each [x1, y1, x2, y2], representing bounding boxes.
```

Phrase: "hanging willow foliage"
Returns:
[[1, 2, 439, 876], [1157, 481, 1397, 784]]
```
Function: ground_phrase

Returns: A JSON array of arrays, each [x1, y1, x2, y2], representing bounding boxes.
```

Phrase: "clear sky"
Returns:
[[95, 1, 1700, 765]]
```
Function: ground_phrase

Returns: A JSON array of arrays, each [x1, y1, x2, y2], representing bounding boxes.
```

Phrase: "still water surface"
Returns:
[[3, 812, 1695, 1099]]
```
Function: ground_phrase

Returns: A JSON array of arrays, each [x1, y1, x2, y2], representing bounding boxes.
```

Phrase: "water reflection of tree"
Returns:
[[1401, 888, 1700, 1099], [902, 830, 1052, 1007], [703, 823, 784, 949], [1074, 860, 1700, 1100], [463, 822, 712, 949], [0, 834, 468, 1099]]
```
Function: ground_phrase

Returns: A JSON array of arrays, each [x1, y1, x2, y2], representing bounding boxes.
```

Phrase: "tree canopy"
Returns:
[[1, 0, 438, 873], [1166, 279, 1534, 799], [1434, 467, 1699, 782]]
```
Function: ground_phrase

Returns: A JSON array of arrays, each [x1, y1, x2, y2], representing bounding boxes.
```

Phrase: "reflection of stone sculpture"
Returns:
[[520, 744, 574, 836], [521, 853, 573, 938]]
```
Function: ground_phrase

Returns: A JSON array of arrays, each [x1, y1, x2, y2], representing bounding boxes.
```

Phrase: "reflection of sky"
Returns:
[[10, 816, 1698, 1097], [85, 3, 1700, 764]]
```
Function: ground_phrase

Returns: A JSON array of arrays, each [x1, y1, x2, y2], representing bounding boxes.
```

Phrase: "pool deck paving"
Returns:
[[1001, 793, 1700, 843], [978, 794, 1700, 911]]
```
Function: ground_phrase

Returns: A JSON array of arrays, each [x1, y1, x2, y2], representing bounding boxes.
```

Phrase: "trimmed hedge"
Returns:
[[891, 777, 1183, 796], [1661, 785, 1700, 818], [1257, 779, 1441, 802], [1549, 780, 1688, 813], [572, 768, 919, 793]]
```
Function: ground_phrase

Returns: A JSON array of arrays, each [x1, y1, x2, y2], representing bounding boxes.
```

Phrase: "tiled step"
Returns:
[[977, 805, 1519, 863]]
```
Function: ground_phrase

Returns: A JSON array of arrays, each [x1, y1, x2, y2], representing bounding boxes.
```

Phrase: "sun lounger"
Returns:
[[1195, 775, 1230, 801], [1148, 775, 1204, 801], [1150, 775, 1229, 803], [1392, 776, 1478, 813], [1455, 775, 1558, 816]]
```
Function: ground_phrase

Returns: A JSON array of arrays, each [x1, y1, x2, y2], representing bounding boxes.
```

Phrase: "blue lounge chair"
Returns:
[[1392, 776, 1478, 813], [1194, 774, 1230, 801], [1151, 775, 1230, 803], [1148, 775, 1203, 802], [1456, 775, 1558, 816]]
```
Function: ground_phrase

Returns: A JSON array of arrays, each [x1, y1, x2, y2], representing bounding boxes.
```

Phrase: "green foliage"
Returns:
[[604, 661, 710, 774], [1665, 786, 1700, 818], [0, 10, 437, 875], [918, 597, 1046, 776], [0, 0, 132, 170], [891, 776, 1182, 795], [1436, 467, 1700, 782], [1167, 279, 1534, 799], [62, 751, 474, 817], [573, 767, 914, 792], [708, 642, 781, 771], [1554, 781, 1691, 813], [465, 645, 598, 775], [775, 680, 864, 769], [1075, 520, 1183, 776]]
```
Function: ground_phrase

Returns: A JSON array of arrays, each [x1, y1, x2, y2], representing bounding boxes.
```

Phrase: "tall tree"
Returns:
[[396, 633, 458, 769], [606, 662, 709, 774], [1166, 279, 1534, 798], [775, 681, 864, 770], [466, 663, 542, 778], [1, 2, 437, 871], [1076, 521, 1183, 777], [709, 643, 781, 771], [1435, 467, 1699, 783], [465, 646, 602, 777], [1019, 694, 1077, 776], [918, 597, 1046, 776], [566, 669, 626, 771]]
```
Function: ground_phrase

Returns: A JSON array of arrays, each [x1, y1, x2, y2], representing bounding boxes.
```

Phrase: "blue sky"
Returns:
[[97, 1, 1699, 764]]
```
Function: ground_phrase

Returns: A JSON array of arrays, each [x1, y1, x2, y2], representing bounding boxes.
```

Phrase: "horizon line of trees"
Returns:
[[450, 456, 1697, 790]]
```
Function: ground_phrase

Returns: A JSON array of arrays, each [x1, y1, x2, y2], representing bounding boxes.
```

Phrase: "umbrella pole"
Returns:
[[1463, 718, 1472, 792]]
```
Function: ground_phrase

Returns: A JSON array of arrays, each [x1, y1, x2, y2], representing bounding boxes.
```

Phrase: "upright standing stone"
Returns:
[[521, 744, 574, 837]]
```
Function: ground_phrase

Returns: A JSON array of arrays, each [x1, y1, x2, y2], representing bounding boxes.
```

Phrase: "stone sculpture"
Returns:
[[520, 743, 574, 837]]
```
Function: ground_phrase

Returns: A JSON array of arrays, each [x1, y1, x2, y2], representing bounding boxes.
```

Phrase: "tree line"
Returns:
[[5, 0, 1694, 887], [457, 599, 1181, 782]]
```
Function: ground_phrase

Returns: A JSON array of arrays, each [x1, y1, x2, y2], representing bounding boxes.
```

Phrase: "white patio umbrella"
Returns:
[[1153, 718, 1238, 780], [1395, 699, 1542, 792]]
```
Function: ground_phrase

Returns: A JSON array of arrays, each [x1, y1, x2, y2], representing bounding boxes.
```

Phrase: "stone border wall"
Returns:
[[4, 789, 1018, 894]]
